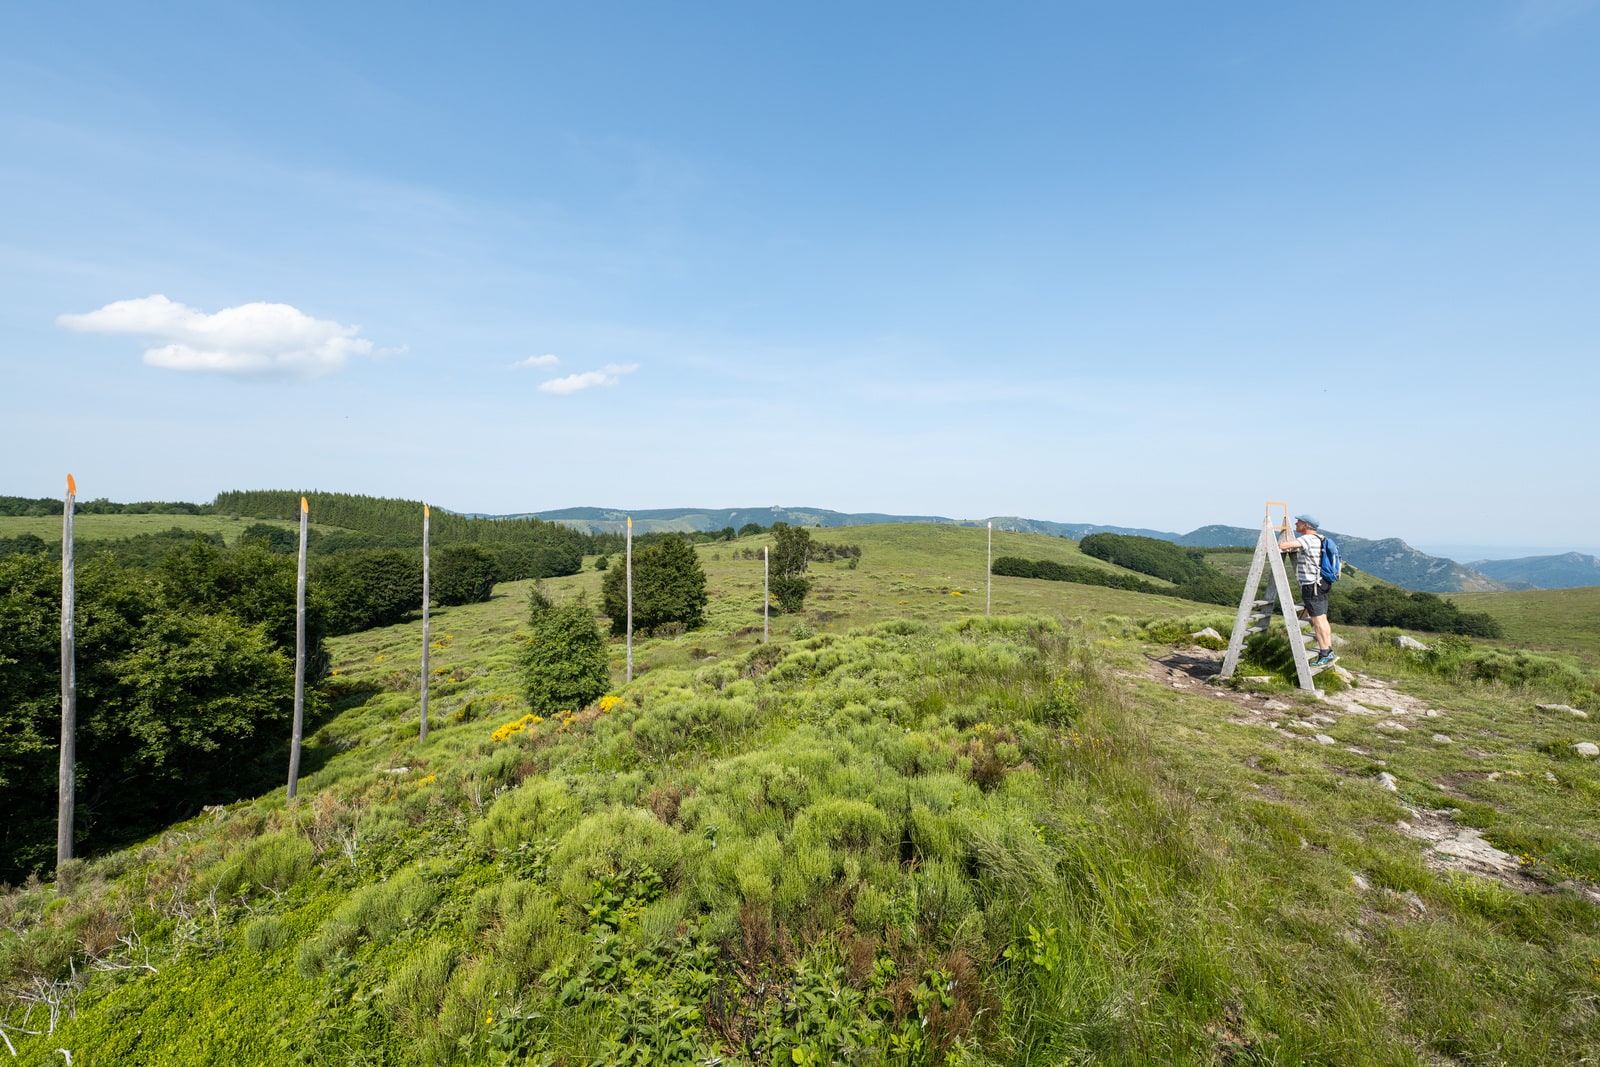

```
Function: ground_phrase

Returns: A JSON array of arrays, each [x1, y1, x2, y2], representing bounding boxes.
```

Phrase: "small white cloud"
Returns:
[[538, 362, 639, 395], [515, 354, 561, 369], [57, 294, 373, 379]]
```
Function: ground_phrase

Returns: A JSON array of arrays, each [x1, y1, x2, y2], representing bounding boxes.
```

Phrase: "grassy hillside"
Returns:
[[1452, 586, 1600, 664], [0, 513, 315, 545], [4, 525, 1599, 1064]]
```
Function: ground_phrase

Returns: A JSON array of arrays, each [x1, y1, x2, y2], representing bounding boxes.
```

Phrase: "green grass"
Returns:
[[1452, 586, 1600, 664], [0, 513, 324, 545], [5, 523, 1600, 1065]]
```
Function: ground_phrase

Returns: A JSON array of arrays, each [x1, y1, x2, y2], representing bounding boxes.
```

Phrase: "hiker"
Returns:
[[1279, 514, 1338, 668]]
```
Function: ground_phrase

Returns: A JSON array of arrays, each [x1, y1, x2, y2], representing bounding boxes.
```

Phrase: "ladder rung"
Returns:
[[1245, 625, 1268, 635], [1249, 612, 1269, 622], [1252, 600, 1271, 607]]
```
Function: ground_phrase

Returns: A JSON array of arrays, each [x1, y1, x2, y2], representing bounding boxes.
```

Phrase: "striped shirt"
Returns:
[[1292, 533, 1324, 585]]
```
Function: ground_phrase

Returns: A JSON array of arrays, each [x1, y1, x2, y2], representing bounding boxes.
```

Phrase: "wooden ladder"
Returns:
[[1218, 503, 1317, 691]]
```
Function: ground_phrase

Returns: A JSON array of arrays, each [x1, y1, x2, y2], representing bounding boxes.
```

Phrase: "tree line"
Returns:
[[1, 539, 319, 878]]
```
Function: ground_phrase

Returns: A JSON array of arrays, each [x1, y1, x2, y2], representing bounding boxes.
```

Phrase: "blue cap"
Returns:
[[1295, 514, 1319, 528]]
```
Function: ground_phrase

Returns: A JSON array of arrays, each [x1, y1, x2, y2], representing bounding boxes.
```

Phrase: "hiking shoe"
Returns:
[[1310, 653, 1339, 670]]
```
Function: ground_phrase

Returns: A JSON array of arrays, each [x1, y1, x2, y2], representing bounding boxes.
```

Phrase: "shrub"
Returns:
[[244, 916, 290, 953], [241, 831, 315, 890], [383, 940, 459, 1039], [520, 593, 610, 716], [771, 576, 811, 614], [600, 536, 708, 636]]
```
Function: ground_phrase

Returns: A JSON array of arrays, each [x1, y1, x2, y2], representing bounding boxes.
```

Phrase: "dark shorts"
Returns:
[[1301, 581, 1329, 618]]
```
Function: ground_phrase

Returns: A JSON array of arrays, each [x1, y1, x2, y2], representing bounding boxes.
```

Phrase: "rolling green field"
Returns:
[[0, 513, 318, 544], [4, 523, 1599, 1065], [1452, 585, 1600, 662]]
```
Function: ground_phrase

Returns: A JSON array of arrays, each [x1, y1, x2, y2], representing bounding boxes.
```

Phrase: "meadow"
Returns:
[[0, 513, 315, 545], [3, 522, 1598, 1065]]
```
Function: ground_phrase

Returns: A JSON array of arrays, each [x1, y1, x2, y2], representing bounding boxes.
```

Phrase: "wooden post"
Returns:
[[986, 521, 992, 617], [287, 496, 308, 801], [763, 545, 769, 643], [625, 516, 633, 683], [420, 504, 430, 742], [57, 474, 77, 866]]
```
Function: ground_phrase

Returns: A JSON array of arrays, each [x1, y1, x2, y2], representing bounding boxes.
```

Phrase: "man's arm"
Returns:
[[1277, 533, 1300, 552]]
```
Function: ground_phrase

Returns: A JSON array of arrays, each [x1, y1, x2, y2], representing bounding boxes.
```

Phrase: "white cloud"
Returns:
[[538, 362, 639, 395], [57, 294, 373, 378], [515, 354, 561, 369]]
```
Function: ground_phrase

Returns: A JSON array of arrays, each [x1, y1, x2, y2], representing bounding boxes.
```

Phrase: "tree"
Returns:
[[433, 543, 496, 606], [521, 593, 610, 715], [769, 522, 812, 613], [600, 535, 708, 636], [1, 544, 309, 879], [313, 549, 423, 635], [238, 523, 297, 554]]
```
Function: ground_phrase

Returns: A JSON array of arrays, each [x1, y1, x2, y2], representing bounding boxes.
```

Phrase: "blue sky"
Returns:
[[3, 1, 1597, 552]]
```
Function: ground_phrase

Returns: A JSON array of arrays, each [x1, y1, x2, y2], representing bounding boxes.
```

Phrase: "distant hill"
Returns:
[[1468, 552, 1600, 590], [524, 505, 967, 535]]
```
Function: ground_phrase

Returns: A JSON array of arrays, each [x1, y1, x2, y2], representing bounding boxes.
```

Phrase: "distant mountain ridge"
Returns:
[[508, 505, 1510, 593], [1468, 552, 1600, 590]]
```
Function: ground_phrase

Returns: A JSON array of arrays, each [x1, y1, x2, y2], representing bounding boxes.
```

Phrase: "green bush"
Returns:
[[243, 916, 290, 953], [383, 940, 459, 1039], [241, 831, 315, 890], [600, 535, 708, 635], [520, 593, 610, 715]]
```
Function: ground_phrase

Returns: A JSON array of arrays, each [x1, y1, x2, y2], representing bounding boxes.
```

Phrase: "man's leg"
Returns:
[[1311, 613, 1331, 650]]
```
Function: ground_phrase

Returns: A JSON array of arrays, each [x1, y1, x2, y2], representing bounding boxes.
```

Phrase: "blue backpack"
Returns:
[[1319, 533, 1342, 584]]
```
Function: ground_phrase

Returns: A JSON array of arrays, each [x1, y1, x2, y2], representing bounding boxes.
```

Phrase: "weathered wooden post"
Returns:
[[986, 521, 992, 617], [57, 474, 77, 865], [287, 496, 308, 802], [625, 516, 633, 683], [763, 545, 770, 643], [420, 503, 430, 742]]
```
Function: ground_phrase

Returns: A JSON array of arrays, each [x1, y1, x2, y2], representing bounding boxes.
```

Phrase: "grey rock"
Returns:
[[1191, 627, 1224, 641], [1537, 703, 1589, 719], [1431, 734, 1453, 744], [1377, 772, 1399, 791], [1394, 635, 1431, 651], [1573, 742, 1599, 758], [1314, 734, 1336, 745]]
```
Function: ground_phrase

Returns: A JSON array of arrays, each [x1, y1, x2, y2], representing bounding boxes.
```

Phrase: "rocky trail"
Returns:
[[1138, 645, 1600, 905]]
